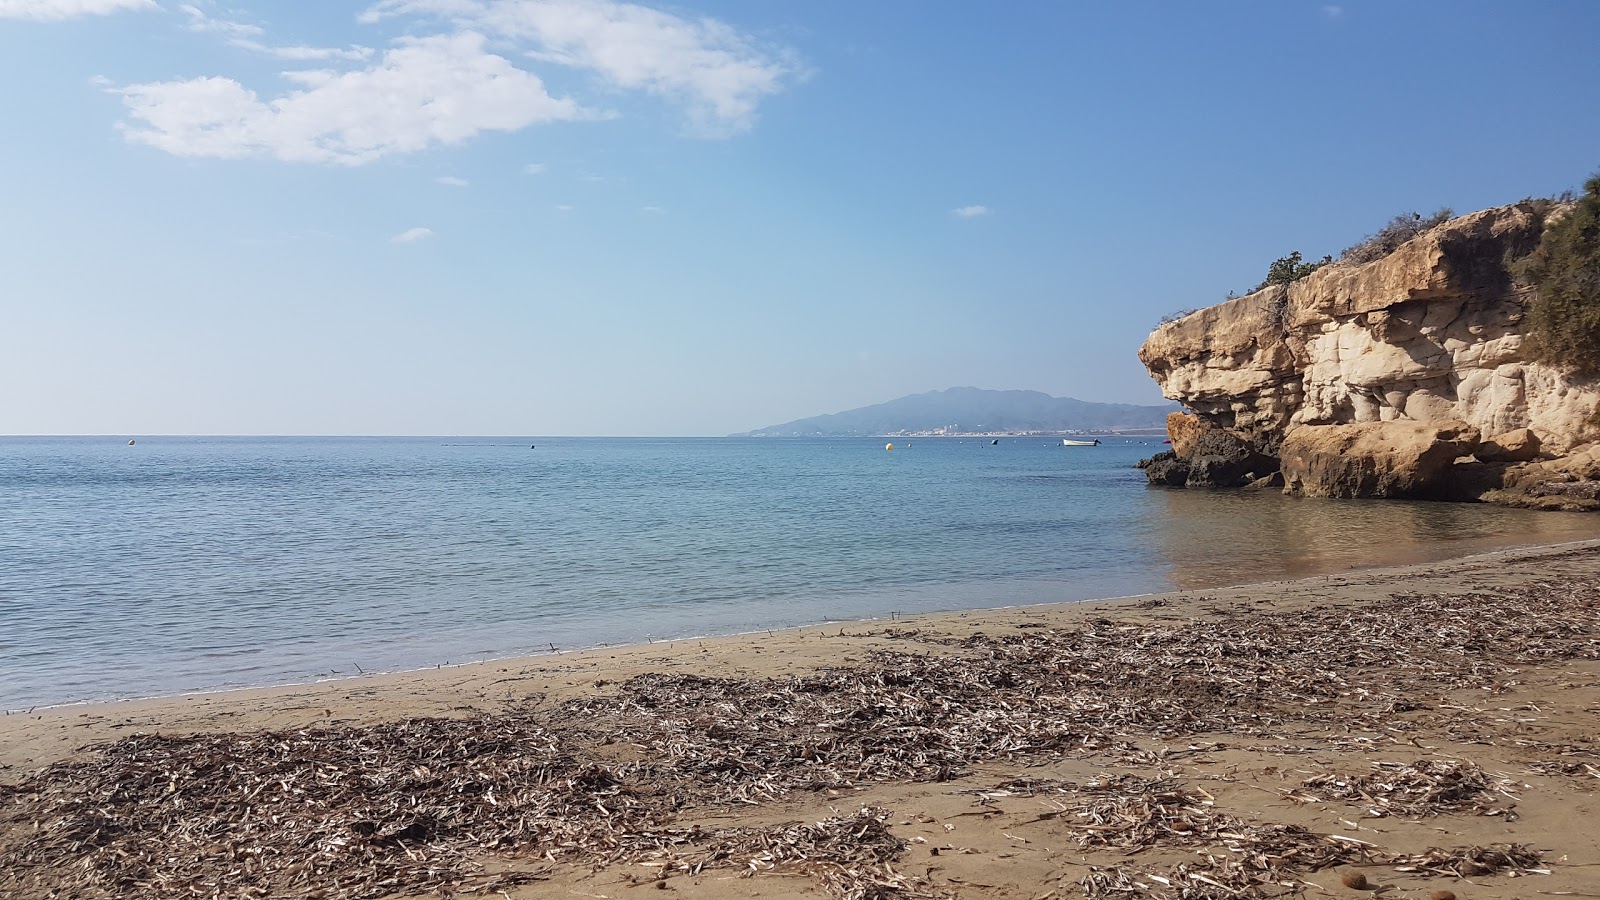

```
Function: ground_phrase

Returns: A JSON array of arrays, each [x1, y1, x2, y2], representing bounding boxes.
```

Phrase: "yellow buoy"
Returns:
[[885, 442, 894, 451]]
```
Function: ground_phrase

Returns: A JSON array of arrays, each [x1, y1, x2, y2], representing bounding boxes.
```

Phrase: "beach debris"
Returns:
[[2, 578, 1595, 899], [1296, 759, 1521, 819], [622, 807, 950, 899], [1388, 843, 1547, 878], [1078, 836, 1544, 900], [1052, 775, 1369, 898], [1080, 836, 1361, 900], [1514, 739, 1600, 779], [1341, 870, 1371, 889]]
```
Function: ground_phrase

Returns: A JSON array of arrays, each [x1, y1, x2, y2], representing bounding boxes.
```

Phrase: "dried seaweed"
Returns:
[[2, 579, 1595, 899], [1294, 758, 1521, 819], [0, 717, 653, 898], [621, 808, 950, 899], [1080, 841, 1548, 900], [1515, 739, 1600, 780], [1388, 843, 1548, 878], [1066, 777, 1365, 899]]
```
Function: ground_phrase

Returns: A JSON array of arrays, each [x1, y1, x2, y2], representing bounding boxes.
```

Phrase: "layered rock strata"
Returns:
[[1139, 202, 1600, 507]]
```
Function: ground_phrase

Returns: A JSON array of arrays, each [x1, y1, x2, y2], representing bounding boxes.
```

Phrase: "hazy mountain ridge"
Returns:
[[734, 387, 1177, 437]]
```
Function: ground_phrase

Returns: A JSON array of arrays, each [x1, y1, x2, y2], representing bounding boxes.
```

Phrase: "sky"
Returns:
[[2, 1, 1598, 436]]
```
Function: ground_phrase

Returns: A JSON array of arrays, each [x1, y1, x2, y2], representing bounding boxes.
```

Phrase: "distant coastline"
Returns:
[[739, 429, 1169, 438], [732, 386, 1177, 438]]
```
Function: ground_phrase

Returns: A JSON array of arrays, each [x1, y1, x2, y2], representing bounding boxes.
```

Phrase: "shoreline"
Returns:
[[9, 529, 1600, 720], [12, 431, 1600, 715], [5, 538, 1600, 899], [4, 535, 1598, 770]]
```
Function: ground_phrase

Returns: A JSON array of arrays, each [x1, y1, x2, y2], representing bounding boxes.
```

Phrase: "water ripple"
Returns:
[[3, 436, 1598, 708]]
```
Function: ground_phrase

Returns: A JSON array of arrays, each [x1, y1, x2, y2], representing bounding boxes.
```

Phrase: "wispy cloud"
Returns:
[[951, 205, 992, 218], [391, 226, 433, 243], [115, 33, 592, 165], [435, 175, 469, 186], [231, 39, 375, 62], [359, 0, 803, 135], [0, 0, 154, 21], [553, 204, 573, 212], [524, 162, 546, 174], [1321, 5, 1344, 18], [640, 205, 665, 214], [179, 3, 260, 37], [180, 4, 373, 61]]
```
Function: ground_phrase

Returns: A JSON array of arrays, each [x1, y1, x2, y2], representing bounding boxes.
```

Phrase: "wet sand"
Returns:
[[4, 540, 1600, 899]]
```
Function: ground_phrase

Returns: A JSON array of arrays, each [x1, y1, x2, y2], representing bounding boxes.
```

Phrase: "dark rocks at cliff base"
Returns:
[[1140, 451, 1189, 485], [1187, 428, 1279, 487], [1140, 419, 1278, 488]]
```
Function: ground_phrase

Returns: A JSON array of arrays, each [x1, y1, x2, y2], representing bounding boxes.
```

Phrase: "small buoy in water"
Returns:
[[127, 439, 136, 446], [885, 442, 894, 451], [530, 445, 536, 449]]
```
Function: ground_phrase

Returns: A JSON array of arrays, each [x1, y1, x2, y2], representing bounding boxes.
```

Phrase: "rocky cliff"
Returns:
[[1138, 202, 1600, 509]]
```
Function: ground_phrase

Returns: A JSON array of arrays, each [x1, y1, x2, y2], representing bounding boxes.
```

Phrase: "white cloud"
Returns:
[[179, 3, 262, 38], [360, 0, 800, 134], [0, 0, 154, 20], [640, 205, 665, 214], [436, 175, 469, 186], [951, 205, 992, 218], [391, 226, 433, 243], [180, 4, 374, 62], [231, 39, 375, 62], [1321, 5, 1344, 17], [114, 32, 591, 165], [524, 162, 546, 174], [553, 204, 573, 211]]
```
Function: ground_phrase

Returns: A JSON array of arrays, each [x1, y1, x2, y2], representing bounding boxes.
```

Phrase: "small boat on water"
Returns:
[[1061, 438, 1100, 447]]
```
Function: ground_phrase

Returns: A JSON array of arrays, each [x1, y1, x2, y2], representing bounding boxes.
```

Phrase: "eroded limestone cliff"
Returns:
[[1138, 202, 1600, 509]]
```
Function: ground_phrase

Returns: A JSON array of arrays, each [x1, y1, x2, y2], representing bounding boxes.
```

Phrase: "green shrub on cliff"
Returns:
[[1517, 174, 1600, 376], [1257, 251, 1330, 290]]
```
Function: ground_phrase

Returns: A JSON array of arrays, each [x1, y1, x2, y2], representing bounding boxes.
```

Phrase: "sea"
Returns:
[[4, 435, 1598, 710]]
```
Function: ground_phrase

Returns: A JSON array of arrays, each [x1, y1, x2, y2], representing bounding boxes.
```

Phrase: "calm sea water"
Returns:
[[4, 436, 1598, 709]]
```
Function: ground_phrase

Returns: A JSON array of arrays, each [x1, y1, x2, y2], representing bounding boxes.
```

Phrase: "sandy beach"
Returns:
[[4, 540, 1600, 900]]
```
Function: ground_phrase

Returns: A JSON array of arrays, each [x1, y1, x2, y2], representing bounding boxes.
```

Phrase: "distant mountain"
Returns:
[[733, 387, 1177, 437]]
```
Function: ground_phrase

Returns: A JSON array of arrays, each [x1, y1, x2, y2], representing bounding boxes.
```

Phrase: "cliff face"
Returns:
[[1139, 202, 1600, 507]]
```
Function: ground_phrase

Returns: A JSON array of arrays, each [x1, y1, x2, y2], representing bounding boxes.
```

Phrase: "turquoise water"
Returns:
[[4, 436, 1598, 708]]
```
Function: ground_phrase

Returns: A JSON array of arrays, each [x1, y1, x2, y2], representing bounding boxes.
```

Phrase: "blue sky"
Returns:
[[2, 1, 1597, 435]]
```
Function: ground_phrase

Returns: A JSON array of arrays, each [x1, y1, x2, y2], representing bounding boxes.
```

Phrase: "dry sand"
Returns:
[[4, 540, 1600, 899]]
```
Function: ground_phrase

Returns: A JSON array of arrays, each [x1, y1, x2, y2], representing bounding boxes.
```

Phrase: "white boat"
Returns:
[[1061, 438, 1100, 447]]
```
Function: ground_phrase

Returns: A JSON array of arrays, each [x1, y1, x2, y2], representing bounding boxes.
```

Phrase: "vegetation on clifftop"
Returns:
[[1339, 208, 1455, 265], [1257, 251, 1331, 289], [1517, 174, 1600, 376], [1244, 208, 1457, 297]]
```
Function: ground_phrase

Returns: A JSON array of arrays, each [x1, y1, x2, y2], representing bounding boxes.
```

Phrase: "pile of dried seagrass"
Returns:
[[1294, 758, 1521, 819], [1, 579, 1594, 899]]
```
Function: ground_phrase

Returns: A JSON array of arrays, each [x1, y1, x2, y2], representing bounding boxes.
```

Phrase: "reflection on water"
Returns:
[[5, 434, 1599, 709], [1148, 487, 1600, 589]]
